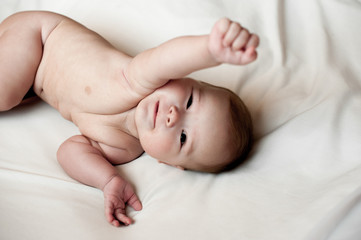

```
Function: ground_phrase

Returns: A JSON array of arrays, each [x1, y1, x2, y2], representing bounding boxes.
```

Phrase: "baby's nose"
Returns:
[[166, 106, 180, 127]]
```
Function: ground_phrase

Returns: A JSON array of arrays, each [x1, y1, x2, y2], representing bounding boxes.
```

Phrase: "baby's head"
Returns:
[[135, 78, 253, 173]]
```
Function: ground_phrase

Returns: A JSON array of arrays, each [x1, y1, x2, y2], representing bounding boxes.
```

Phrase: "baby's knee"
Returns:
[[0, 83, 25, 111], [0, 94, 21, 111]]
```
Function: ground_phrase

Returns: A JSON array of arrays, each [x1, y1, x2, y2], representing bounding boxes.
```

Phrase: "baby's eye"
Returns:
[[180, 130, 187, 147], [186, 92, 193, 109]]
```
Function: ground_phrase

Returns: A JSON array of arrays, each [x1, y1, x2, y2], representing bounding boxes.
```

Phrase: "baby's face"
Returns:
[[135, 78, 233, 171]]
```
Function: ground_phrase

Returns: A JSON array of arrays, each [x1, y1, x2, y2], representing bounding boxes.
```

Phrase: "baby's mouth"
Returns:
[[154, 101, 159, 128]]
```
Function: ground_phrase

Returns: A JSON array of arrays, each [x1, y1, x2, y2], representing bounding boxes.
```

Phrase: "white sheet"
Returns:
[[1, 0, 361, 239]]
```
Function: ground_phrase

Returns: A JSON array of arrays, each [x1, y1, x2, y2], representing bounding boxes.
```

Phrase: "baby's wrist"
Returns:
[[102, 173, 123, 192]]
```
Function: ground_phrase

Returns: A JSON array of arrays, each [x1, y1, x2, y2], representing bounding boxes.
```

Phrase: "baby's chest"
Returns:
[[39, 37, 139, 115], [74, 112, 139, 148]]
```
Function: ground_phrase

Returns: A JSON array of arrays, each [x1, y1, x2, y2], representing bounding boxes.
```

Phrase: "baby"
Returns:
[[0, 11, 259, 226]]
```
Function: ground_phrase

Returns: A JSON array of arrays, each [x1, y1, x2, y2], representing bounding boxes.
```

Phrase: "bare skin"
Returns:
[[0, 11, 259, 226]]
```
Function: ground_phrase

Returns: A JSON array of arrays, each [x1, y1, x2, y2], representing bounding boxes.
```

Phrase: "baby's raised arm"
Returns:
[[124, 18, 259, 96]]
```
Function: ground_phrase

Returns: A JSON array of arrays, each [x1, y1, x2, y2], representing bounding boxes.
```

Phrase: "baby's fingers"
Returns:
[[240, 46, 258, 65], [114, 209, 133, 226], [105, 205, 120, 227], [105, 207, 132, 227], [123, 183, 142, 211], [126, 192, 143, 211], [223, 22, 242, 47], [105, 209, 119, 227], [246, 34, 260, 50], [231, 28, 250, 51]]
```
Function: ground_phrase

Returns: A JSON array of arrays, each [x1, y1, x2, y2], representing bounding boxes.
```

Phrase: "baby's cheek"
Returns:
[[142, 135, 173, 159]]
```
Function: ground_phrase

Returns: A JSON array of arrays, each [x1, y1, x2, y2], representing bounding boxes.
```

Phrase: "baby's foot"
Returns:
[[208, 18, 259, 65]]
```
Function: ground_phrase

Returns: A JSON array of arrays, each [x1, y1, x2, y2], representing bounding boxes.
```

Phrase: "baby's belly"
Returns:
[[34, 60, 75, 120]]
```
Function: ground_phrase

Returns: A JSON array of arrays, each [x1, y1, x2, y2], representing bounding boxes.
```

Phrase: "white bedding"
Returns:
[[1, 0, 361, 239]]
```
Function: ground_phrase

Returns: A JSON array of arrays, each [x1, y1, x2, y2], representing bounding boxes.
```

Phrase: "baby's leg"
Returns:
[[0, 11, 63, 111], [0, 13, 43, 111]]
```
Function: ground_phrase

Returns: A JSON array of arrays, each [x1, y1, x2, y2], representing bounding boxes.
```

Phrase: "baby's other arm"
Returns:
[[124, 18, 259, 96], [208, 18, 259, 66], [57, 135, 142, 227]]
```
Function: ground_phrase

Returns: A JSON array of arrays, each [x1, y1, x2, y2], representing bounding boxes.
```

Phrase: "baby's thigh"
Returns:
[[0, 15, 43, 110]]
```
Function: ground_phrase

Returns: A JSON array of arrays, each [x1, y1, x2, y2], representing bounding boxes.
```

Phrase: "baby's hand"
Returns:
[[102, 175, 142, 227], [208, 18, 259, 65]]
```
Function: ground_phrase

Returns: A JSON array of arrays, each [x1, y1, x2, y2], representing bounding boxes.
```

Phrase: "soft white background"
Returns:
[[1, 0, 361, 239]]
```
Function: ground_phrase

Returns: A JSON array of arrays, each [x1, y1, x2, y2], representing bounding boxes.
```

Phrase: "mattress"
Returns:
[[1, 0, 361, 239]]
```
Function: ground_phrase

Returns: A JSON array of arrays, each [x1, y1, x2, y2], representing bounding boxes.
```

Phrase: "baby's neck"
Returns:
[[120, 108, 139, 139]]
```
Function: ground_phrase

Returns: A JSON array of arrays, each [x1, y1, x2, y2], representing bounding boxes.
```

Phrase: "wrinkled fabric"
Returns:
[[1, 0, 361, 239]]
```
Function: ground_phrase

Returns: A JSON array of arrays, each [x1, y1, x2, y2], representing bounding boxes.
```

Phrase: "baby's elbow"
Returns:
[[56, 138, 70, 166], [57, 135, 87, 164]]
